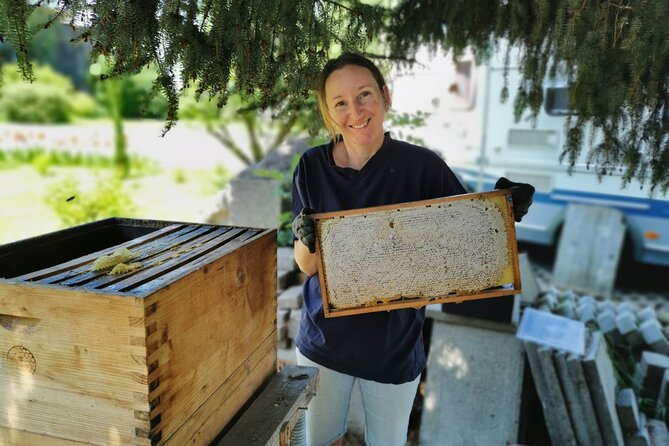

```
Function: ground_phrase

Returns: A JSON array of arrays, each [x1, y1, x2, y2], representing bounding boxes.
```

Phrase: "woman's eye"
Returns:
[[334, 101, 346, 108]]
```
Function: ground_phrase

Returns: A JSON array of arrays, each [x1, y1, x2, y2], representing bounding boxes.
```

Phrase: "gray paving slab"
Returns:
[[598, 300, 617, 315], [640, 319, 669, 355], [617, 312, 645, 347], [420, 320, 524, 445], [628, 428, 652, 446], [566, 346, 606, 446], [639, 351, 669, 400], [277, 247, 297, 272], [583, 331, 625, 446], [627, 413, 652, 446], [577, 302, 596, 323], [618, 302, 636, 315], [597, 309, 617, 331], [557, 300, 576, 319], [580, 295, 596, 307], [656, 370, 669, 426], [287, 308, 302, 341], [616, 387, 641, 433], [524, 342, 577, 446], [277, 285, 304, 310], [518, 252, 541, 305], [647, 418, 669, 446], [277, 269, 294, 293], [638, 307, 658, 323], [554, 350, 599, 445]]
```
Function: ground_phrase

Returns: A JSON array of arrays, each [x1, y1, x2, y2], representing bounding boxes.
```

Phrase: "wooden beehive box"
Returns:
[[0, 218, 277, 445], [313, 190, 521, 317]]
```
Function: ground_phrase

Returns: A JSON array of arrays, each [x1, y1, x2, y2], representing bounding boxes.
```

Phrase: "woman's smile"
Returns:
[[350, 118, 371, 129]]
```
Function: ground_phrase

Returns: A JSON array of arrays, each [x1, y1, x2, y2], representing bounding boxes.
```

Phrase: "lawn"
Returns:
[[0, 164, 228, 245]]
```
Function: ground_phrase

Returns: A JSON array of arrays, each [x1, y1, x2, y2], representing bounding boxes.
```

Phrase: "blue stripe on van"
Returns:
[[532, 189, 669, 218], [455, 170, 669, 219]]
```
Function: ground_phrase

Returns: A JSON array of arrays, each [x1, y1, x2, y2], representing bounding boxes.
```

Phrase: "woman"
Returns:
[[291, 52, 533, 446]]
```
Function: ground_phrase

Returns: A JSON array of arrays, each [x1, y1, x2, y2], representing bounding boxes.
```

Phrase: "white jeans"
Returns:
[[296, 349, 421, 446]]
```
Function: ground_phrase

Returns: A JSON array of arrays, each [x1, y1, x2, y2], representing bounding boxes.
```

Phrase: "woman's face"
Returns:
[[324, 64, 390, 149]]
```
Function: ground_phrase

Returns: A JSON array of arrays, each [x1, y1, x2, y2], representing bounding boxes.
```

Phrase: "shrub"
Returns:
[[70, 92, 104, 119], [0, 63, 83, 124], [1, 63, 74, 91], [0, 83, 72, 123], [32, 153, 52, 176], [45, 174, 136, 226]]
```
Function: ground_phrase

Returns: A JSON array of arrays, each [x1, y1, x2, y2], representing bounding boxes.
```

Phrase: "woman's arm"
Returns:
[[294, 240, 318, 276]]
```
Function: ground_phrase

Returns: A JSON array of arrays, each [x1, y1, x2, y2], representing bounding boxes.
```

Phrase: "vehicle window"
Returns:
[[544, 86, 573, 116]]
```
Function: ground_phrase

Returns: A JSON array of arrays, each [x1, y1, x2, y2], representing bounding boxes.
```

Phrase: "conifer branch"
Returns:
[[320, 0, 357, 15]]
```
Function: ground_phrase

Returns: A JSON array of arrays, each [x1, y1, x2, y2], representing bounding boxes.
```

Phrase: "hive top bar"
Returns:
[[0, 218, 268, 297]]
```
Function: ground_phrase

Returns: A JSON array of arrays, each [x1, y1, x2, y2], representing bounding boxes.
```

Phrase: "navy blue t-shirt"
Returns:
[[292, 133, 466, 384]]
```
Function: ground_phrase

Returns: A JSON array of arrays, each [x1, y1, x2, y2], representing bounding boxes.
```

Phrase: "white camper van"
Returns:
[[391, 48, 669, 267]]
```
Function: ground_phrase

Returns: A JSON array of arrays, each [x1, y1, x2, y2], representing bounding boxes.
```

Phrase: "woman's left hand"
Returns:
[[494, 177, 535, 222]]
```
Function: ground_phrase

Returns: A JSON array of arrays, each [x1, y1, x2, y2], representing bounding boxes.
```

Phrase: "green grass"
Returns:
[[0, 165, 227, 245]]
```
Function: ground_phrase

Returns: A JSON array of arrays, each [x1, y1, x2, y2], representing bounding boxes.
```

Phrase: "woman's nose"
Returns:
[[352, 100, 364, 116]]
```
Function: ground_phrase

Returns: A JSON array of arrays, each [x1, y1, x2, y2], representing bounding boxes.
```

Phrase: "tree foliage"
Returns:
[[388, 0, 669, 194], [3, 1, 669, 192], [0, 0, 383, 130]]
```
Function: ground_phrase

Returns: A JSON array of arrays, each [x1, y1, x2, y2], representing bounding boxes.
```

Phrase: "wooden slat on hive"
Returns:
[[100, 226, 250, 293], [128, 228, 262, 296], [312, 190, 521, 318], [71, 225, 232, 291], [31, 224, 203, 286], [0, 283, 151, 445], [11, 223, 186, 282], [141, 229, 277, 445], [53, 224, 218, 288]]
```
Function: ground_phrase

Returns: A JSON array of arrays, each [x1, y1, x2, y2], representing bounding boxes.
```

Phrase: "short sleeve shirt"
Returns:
[[292, 133, 466, 384]]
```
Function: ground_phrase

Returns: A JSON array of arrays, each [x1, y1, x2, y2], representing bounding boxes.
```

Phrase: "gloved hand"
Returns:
[[494, 177, 535, 222], [292, 208, 316, 253]]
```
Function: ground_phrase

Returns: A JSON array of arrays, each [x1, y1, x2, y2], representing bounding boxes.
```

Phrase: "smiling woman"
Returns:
[[291, 52, 469, 446], [289, 52, 535, 446]]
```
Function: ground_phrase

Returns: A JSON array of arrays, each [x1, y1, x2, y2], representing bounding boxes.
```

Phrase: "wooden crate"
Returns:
[[313, 190, 521, 317], [0, 218, 277, 445]]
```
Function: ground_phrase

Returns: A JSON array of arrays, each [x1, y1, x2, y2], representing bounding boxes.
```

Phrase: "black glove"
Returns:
[[292, 208, 316, 253], [494, 177, 535, 222]]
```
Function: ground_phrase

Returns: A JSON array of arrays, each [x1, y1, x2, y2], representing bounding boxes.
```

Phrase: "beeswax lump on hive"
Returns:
[[91, 247, 137, 271], [109, 262, 143, 275]]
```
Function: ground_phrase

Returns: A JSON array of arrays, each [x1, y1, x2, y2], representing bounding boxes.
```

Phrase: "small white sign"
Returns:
[[516, 308, 585, 355]]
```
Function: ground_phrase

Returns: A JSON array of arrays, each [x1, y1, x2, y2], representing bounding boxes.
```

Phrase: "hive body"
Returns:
[[0, 218, 277, 445]]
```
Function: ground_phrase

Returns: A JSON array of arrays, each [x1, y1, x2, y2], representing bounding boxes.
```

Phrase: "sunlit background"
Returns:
[[2, 6, 668, 292]]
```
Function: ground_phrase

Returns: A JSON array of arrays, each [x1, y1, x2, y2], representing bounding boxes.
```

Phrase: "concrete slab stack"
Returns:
[[565, 349, 606, 446], [524, 331, 625, 446], [555, 351, 605, 445]]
